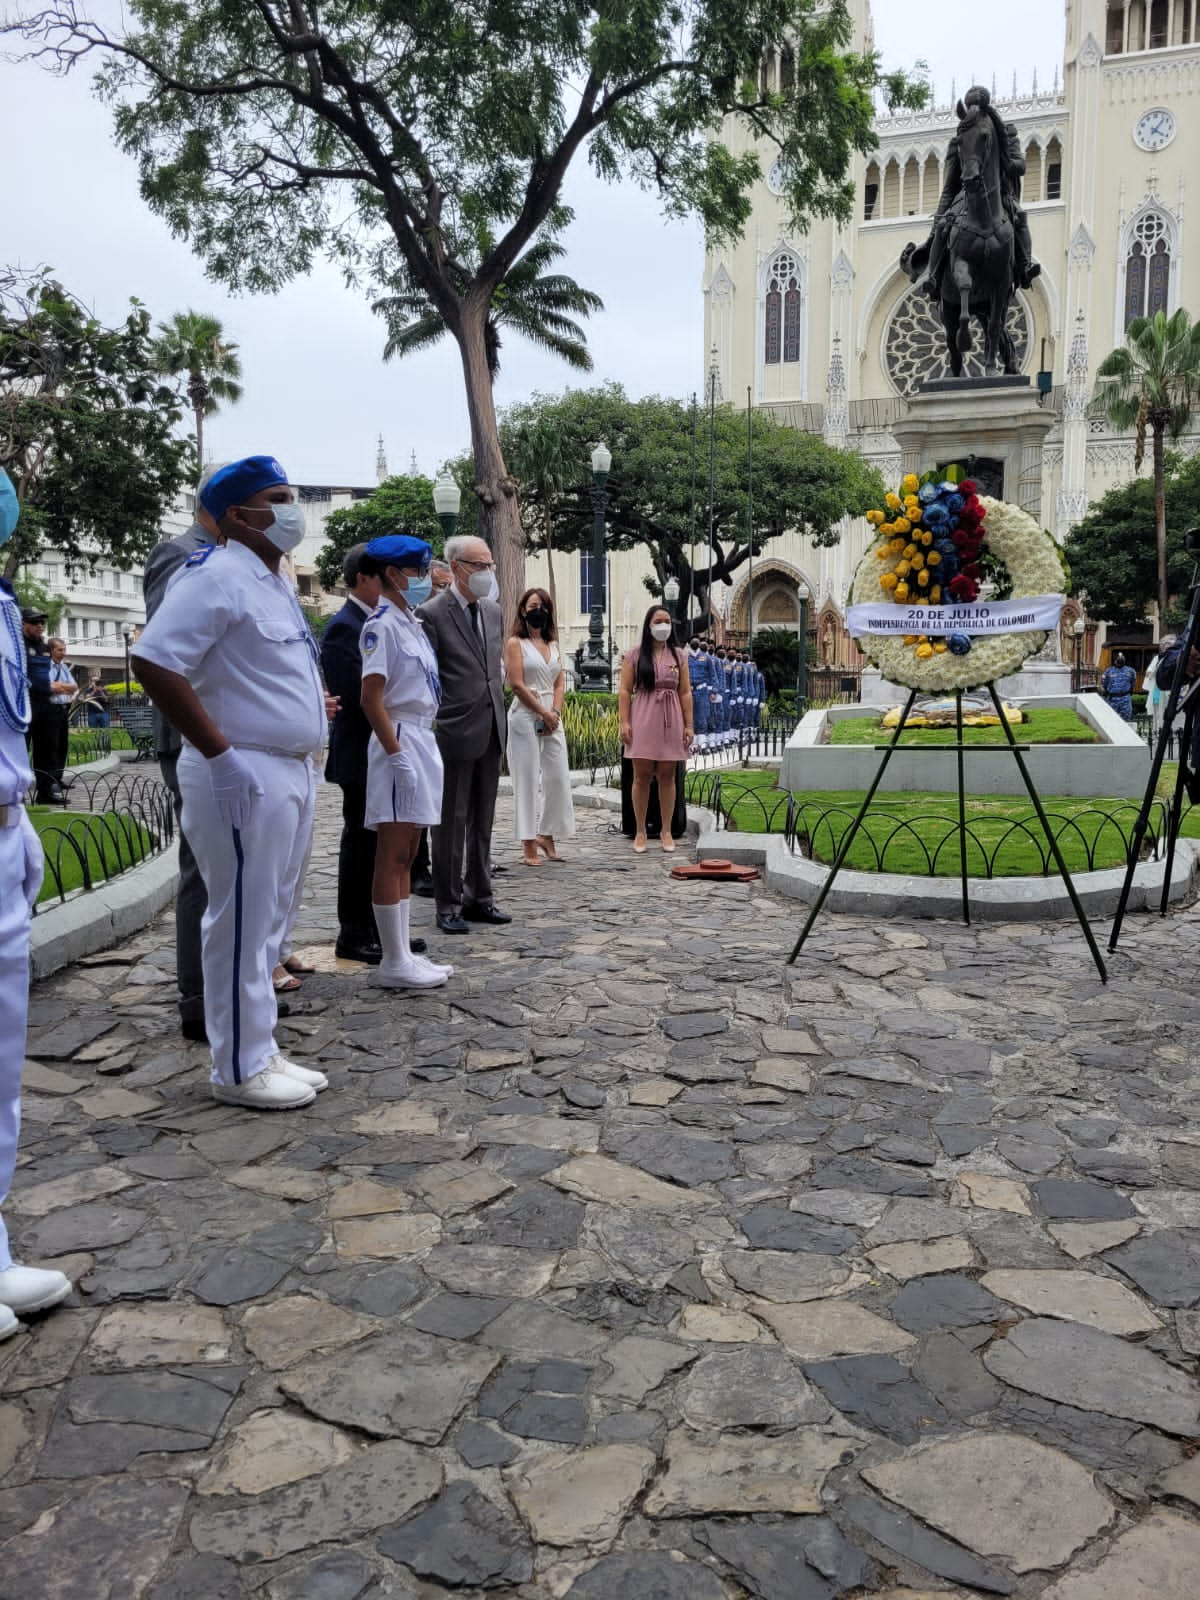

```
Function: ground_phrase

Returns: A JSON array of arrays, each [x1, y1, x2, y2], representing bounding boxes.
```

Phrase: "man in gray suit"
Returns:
[[418, 535, 511, 935], [142, 467, 223, 1042]]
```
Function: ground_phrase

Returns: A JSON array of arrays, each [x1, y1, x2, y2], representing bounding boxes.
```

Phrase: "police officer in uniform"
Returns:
[[133, 456, 329, 1111], [0, 469, 73, 1338], [687, 637, 711, 752]]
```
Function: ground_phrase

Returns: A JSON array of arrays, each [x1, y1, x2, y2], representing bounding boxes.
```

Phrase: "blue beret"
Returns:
[[200, 455, 289, 522], [365, 534, 432, 568]]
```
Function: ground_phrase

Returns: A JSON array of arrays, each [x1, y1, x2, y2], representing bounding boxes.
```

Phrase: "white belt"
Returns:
[[395, 716, 435, 732], [0, 803, 24, 829], [237, 743, 313, 761]]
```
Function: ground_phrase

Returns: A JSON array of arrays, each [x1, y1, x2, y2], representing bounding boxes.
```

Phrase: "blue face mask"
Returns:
[[0, 469, 19, 547], [402, 572, 433, 608]]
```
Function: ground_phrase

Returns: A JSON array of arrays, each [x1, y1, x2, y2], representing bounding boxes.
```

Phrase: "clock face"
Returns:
[[1134, 108, 1176, 151], [766, 158, 789, 196]]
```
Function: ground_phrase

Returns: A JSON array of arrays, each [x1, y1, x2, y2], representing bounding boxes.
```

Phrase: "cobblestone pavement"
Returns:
[[3, 777, 1200, 1600]]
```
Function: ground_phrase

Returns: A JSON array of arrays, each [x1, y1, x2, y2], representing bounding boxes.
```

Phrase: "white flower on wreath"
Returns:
[[851, 496, 1067, 693]]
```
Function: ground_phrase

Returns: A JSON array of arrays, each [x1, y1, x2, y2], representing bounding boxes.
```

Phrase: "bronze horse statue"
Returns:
[[902, 89, 1027, 379], [942, 102, 1018, 374]]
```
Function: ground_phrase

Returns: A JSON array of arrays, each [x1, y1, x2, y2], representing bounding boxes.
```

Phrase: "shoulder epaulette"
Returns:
[[366, 602, 390, 621], [184, 544, 218, 568]]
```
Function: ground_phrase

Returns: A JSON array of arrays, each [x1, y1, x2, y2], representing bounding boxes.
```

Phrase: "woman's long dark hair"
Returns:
[[636, 605, 681, 693], [510, 587, 558, 642]]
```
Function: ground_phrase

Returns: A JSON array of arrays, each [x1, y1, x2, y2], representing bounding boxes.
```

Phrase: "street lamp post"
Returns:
[[121, 623, 136, 702], [580, 441, 612, 693], [1072, 615, 1086, 693], [432, 469, 462, 545], [796, 581, 811, 716], [663, 575, 680, 631]]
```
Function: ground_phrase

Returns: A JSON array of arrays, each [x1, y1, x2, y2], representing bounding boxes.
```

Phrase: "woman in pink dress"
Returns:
[[618, 605, 694, 853]]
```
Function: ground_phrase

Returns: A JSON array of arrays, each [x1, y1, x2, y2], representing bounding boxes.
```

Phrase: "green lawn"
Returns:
[[29, 806, 153, 904], [828, 707, 1099, 748], [67, 727, 134, 765], [687, 766, 1188, 879]]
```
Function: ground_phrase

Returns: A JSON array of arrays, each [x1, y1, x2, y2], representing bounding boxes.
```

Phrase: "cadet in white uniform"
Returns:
[[0, 468, 73, 1339], [133, 455, 329, 1111], [357, 534, 452, 989]]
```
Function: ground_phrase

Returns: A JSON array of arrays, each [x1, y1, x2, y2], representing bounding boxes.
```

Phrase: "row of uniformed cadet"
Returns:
[[685, 639, 766, 750], [0, 468, 74, 1339], [133, 456, 333, 1111]]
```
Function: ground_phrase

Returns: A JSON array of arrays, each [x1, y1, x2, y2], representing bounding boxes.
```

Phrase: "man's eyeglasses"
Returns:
[[457, 558, 495, 572]]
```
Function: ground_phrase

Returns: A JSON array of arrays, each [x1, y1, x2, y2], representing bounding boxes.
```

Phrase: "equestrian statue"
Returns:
[[901, 85, 1040, 378]]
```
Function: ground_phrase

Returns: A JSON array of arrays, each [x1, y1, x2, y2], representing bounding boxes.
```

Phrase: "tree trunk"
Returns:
[[457, 306, 524, 623], [1153, 422, 1168, 625], [544, 500, 557, 617], [194, 405, 205, 472]]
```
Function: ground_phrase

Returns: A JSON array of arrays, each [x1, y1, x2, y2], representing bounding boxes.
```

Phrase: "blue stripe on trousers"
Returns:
[[231, 826, 245, 1085]]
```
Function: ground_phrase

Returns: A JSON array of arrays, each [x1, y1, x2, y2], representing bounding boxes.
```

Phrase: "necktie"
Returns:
[[468, 601, 483, 646]]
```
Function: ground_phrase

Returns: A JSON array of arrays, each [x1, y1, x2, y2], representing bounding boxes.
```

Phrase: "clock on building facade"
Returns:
[[1133, 108, 1176, 151]]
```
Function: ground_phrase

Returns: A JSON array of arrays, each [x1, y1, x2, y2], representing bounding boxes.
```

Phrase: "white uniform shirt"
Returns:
[[134, 539, 325, 756], [360, 599, 441, 722], [0, 587, 33, 806]]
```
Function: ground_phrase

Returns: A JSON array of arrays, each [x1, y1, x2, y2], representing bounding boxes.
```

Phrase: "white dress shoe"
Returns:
[[0, 1264, 73, 1315], [0, 1303, 19, 1340], [212, 1066, 315, 1110], [269, 1053, 329, 1092], [411, 953, 454, 981], [370, 959, 449, 989]]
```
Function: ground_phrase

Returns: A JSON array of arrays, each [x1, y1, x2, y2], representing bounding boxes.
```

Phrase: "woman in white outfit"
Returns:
[[358, 534, 452, 989], [504, 588, 575, 866]]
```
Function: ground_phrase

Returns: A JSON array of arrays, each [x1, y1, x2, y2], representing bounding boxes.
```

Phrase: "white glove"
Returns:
[[19, 812, 44, 908], [207, 748, 265, 830], [387, 748, 418, 803]]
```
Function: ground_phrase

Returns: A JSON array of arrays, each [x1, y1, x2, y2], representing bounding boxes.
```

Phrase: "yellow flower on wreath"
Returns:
[[901, 474, 920, 494]]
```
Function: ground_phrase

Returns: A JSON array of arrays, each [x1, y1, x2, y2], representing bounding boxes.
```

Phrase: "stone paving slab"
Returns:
[[1, 782, 1199, 1596]]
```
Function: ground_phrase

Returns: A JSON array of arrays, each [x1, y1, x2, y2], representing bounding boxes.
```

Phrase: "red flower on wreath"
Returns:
[[948, 574, 979, 602]]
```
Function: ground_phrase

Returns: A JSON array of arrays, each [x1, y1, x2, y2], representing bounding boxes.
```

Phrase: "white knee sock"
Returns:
[[372, 900, 411, 969]]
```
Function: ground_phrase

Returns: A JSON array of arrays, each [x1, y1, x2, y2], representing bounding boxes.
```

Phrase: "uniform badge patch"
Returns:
[[184, 544, 217, 568], [362, 629, 379, 654]]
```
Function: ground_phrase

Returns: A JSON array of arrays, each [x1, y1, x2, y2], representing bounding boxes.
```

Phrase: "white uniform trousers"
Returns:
[[0, 816, 31, 1272], [178, 747, 316, 1087], [507, 707, 576, 842], [279, 758, 317, 964]]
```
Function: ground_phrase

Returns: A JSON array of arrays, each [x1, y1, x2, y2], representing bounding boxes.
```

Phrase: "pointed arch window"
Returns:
[[1124, 211, 1172, 328], [764, 250, 803, 366]]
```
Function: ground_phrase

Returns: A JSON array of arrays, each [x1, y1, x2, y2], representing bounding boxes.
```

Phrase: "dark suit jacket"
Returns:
[[143, 522, 214, 756], [417, 587, 506, 762], [321, 598, 373, 786]]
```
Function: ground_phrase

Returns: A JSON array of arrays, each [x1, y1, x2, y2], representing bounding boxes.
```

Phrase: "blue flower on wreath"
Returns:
[[945, 493, 964, 513], [949, 632, 973, 655], [924, 504, 950, 530], [918, 484, 938, 505]]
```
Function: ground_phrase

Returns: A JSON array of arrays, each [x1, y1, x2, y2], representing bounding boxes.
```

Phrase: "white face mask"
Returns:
[[263, 502, 305, 553], [467, 569, 494, 598], [650, 622, 673, 641]]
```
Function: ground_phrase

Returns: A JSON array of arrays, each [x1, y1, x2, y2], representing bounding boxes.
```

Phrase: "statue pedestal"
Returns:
[[893, 376, 1056, 523]]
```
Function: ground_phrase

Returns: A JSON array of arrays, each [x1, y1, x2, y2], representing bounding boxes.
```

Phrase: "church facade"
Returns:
[[693, 0, 1200, 675]]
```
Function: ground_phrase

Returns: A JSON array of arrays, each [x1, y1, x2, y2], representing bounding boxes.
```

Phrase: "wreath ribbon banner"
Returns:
[[848, 594, 1065, 639]]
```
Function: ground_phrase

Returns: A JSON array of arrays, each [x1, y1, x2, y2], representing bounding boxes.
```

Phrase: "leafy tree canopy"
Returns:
[[0, 267, 193, 579], [11, 573, 67, 634], [1063, 451, 1200, 630], [316, 472, 443, 591], [471, 385, 884, 635], [5, 1, 925, 614]]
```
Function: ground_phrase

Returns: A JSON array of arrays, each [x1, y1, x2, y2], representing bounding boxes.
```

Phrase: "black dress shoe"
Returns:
[[181, 1017, 208, 1044], [410, 937, 427, 954], [437, 912, 471, 935], [411, 873, 435, 898], [335, 935, 383, 965], [462, 902, 513, 925]]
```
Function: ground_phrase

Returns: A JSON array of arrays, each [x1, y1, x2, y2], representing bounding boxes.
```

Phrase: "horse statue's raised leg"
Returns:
[[952, 258, 973, 358]]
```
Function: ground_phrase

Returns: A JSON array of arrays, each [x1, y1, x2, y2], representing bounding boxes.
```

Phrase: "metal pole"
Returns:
[[1073, 631, 1082, 693], [797, 594, 808, 713], [585, 476, 610, 692], [688, 393, 698, 637], [706, 367, 717, 638], [746, 386, 754, 656], [955, 689, 970, 925]]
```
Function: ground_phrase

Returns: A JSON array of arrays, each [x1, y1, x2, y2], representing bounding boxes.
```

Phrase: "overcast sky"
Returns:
[[2, 2, 1066, 487]]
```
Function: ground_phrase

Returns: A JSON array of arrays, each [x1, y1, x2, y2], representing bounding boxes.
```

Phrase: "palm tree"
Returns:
[[507, 419, 570, 614], [153, 311, 243, 467], [372, 234, 603, 380], [1095, 308, 1200, 623]]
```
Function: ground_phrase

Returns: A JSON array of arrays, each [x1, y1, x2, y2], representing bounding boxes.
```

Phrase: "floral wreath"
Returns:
[[850, 470, 1068, 693]]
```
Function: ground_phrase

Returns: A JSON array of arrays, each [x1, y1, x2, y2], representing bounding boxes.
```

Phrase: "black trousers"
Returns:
[[159, 750, 207, 1025], [30, 705, 69, 800], [336, 782, 378, 939], [433, 729, 502, 916]]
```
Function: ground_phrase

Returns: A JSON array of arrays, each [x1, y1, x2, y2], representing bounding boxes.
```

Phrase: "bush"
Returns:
[[560, 694, 620, 769]]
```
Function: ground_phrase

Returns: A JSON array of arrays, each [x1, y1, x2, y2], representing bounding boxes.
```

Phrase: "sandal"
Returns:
[[282, 955, 316, 974], [521, 849, 542, 867], [536, 836, 564, 862], [272, 967, 302, 993], [633, 835, 648, 854], [661, 837, 677, 853]]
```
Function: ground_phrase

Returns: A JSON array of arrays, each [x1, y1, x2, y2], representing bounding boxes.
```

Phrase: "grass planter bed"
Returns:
[[29, 807, 155, 905]]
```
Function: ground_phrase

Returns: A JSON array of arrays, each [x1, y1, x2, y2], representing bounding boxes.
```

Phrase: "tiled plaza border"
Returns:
[[572, 782, 1200, 923]]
